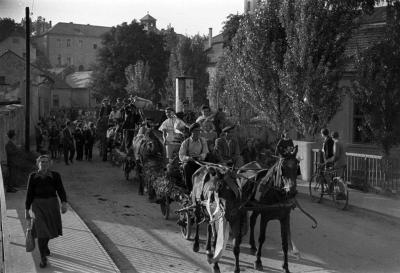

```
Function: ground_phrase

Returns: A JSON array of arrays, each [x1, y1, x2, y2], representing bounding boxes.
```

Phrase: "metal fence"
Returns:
[[312, 149, 400, 192]]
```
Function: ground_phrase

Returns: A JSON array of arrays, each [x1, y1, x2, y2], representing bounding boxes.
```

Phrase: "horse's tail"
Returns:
[[293, 198, 318, 229]]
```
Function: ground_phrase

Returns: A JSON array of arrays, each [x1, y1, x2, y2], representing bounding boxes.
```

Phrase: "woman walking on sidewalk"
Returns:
[[25, 155, 68, 268]]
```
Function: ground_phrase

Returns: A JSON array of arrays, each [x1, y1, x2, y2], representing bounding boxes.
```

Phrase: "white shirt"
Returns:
[[159, 117, 186, 143]]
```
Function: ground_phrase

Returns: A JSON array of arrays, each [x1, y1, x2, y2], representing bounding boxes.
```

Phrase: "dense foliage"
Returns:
[[351, 1, 400, 155], [90, 21, 169, 102], [164, 31, 209, 108]]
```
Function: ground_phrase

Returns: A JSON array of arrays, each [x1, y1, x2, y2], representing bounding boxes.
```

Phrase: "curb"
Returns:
[[296, 191, 400, 227]]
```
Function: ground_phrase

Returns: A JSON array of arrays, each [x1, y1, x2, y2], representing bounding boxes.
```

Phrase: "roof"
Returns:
[[140, 14, 156, 22], [41, 22, 111, 37], [65, 71, 93, 88], [359, 6, 386, 25], [0, 50, 71, 89]]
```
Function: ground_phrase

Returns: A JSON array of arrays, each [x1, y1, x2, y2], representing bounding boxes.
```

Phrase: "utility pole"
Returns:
[[25, 7, 30, 152]]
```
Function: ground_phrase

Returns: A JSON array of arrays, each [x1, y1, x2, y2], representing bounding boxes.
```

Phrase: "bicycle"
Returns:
[[309, 163, 349, 210]]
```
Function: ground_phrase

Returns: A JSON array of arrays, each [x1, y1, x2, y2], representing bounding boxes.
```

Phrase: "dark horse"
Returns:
[[131, 126, 165, 197], [247, 156, 299, 273], [248, 154, 317, 273]]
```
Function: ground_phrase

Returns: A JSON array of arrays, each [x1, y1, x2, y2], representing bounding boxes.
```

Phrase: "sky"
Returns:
[[0, 0, 244, 36]]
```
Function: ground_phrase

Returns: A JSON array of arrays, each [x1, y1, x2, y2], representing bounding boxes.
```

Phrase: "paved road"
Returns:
[[52, 157, 400, 273]]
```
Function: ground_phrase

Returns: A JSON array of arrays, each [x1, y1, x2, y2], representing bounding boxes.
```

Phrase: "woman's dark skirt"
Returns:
[[32, 197, 63, 239]]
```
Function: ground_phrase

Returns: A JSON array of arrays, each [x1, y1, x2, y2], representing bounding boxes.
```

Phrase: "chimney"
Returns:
[[208, 28, 212, 48]]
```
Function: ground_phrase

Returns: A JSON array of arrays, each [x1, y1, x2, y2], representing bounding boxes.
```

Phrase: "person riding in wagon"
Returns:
[[178, 123, 209, 192]]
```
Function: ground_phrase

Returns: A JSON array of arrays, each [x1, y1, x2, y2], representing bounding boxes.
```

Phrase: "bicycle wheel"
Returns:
[[309, 174, 324, 203], [332, 178, 349, 210]]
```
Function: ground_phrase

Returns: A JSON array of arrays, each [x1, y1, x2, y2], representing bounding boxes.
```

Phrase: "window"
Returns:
[[67, 56, 72, 65], [247, 1, 251, 12], [67, 39, 71, 47], [57, 54, 62, 66], [79, 40, 83, 48], [0, 76, 5, 84], [353, 103, 372, 143], [93, 43, 97, 49], [57, 39, 61, 48], [53, 95, 59, 108], [78, 65, 84, 71]]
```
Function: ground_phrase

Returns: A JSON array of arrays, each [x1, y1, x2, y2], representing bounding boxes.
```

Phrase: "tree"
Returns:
[[90, 20, 169, 101], [125, 60, 154, 100], [279, 0, 374, 138], [351, 2, 400, 155], [164, 34, 209, 108], [222, 13, 245, 49], [0, 18, 24, 41], [215, 2, 294, 133]]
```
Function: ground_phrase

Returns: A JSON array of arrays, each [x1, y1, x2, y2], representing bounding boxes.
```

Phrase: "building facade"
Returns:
[[0, 33, 37, 62], [34, 22, 111, 71], [0, 50, 54, 135]]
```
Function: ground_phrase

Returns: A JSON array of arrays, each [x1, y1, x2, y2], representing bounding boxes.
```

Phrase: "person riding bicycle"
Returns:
[[320, 128, 334, 168], [324, 131, 346, 178], [178, 123, 208, 192]]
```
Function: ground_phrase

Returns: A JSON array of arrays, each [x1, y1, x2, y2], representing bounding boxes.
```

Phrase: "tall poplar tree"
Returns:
[[279, 0, 370, 138]]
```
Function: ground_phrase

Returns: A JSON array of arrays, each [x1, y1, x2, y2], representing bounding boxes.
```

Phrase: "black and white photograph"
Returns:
[[0, 0, 399, 272]]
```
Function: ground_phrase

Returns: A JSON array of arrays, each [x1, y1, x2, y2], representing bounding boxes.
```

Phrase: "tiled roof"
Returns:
[[0, 50, 71, 89], [140, 14, 156, 22], [65, 71, 93, 88], [42, 22, 111, 37], [344, 7, 387, 72], [359, 6, 386, 25]]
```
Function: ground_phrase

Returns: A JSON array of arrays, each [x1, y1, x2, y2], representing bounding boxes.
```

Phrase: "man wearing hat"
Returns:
[[159, 107, 187, 161], [99, 98, 112, 117], [214, 125, 243, 167], [179, 123, 209, 192]]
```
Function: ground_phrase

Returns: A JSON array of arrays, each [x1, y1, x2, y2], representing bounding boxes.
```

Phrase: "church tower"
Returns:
[[140, 12, 157, 32]]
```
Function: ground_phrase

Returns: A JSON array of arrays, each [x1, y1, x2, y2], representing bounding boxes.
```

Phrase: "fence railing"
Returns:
[[312, 149, 400, 193]]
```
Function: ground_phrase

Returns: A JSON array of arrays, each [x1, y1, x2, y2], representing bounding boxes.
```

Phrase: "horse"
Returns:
[[191, 156, 317, 273], [247, 154, 317, 273], [190, 163, 254, 273], [131, 126, 165, 197]]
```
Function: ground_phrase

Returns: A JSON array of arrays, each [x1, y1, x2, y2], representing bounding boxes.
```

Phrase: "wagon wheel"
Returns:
[[332, 178, 349, 210], [180, 211, 192, 240], [160, 196, 170, 220], [309, 174, 324, 203]]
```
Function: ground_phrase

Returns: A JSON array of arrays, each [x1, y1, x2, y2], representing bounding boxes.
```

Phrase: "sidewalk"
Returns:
[[4, 189, 120, 273], [297, 179, 400, 224]]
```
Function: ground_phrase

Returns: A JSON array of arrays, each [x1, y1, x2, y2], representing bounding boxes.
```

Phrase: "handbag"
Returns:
[[25, 220, 35, 252]]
